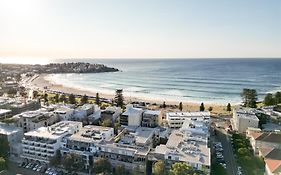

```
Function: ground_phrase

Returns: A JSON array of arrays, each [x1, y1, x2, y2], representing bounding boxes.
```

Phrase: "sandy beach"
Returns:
[[27, 74, 235, 115]]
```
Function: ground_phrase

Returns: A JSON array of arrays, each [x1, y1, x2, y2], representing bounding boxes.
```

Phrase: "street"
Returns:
[[215, 128, 238, 175]]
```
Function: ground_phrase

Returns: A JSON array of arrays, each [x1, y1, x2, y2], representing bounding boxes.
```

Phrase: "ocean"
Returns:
[[45, 58, 281, 104]]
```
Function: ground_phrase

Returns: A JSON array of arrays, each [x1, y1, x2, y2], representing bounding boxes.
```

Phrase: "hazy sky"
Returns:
[[0, 0, 280, 61]]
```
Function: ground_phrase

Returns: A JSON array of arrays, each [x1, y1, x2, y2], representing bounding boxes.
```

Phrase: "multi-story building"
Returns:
[[21, 121, 82, 164], [13, 109, 60, 132], [101, 106, 122, 122], [54, 106, 74, 121], [120, 105, 143, 126], [150, 116, 211, 174], [0, 109, 12, 119], [166, 111, 210, 128], [0, 122, 23, 159], [61, 125, 114, 169], [232, 107, 259, 133], [97, 127, 160, 173], [0, 97, 40, 115], [141, 110, 161, 128]]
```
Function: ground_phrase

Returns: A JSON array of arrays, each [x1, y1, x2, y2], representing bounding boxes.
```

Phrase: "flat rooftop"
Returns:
[[166, 111, 210, 118], [69, 125, 113, 143], [0, 122, 22, 135], [0, 109, 12, 115], [24, 121, 81, 140], [235, 107, 259, 120], [154, 130, 210, 166]]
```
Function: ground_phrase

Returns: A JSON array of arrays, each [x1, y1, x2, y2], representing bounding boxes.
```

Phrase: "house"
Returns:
[[247, 130, 281, 154], [265, 159, 281, 175], [232, 107, 259, 133], [21, 121, 82, 164]]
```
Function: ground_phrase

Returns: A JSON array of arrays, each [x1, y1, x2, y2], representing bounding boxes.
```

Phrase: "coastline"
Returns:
[[27, 74, 237, 114]]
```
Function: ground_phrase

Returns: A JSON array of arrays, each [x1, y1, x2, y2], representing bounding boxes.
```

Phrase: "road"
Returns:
[[215, 128, 238, 175]]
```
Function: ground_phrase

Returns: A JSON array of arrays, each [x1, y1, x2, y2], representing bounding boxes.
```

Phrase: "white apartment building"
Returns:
[[232, 107, 259, 133], [61, 125, 114, 169], [150, 116, 211, 174], [0, 122, 23, 159], [13, 109, 60, 132], [166, 111, 210, 128], [120, 105, 143, 126], [54, 106, 74, 121], [21, 121, 82, 164], [97, 127, 160, 173]]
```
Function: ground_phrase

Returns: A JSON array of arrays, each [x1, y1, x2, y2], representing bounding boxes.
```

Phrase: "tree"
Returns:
[[264, 93, 275, 106], [54, 94, 59, 103], [33, 90, 39, 99], [170, 162, 194, 175], [227, 103, 232, 112], [93, 158, 112, 174], [95, 93, 100, 106], [162, 101, 166, 108], [114, 89, 124, 108], [59, 94, 67, 103], [179, 102, 183, 111], [0, 136, 9, 159], [199, 103, 205, 111], [62, 153, 84, 173], [49, 150, 62, 167], [68, 94, 76, 104], [43, 93, 48, 103], [208, 106, 213, 112], [275, 91, 281, 104], [0, 157, 6, 171], [153, 160, 166, 175], [102, 118, 112, 127], [81, 94, 88, 105], [241, 88, 257, 108], [115, 164, 126, 175]]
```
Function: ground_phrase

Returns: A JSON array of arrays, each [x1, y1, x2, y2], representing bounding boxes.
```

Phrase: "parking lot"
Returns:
[[8, 162, 65, 175]]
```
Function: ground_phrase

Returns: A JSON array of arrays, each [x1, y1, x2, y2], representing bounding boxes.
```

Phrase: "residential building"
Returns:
[[166, 111, 210, 128], [141, 110, 161, 128], [150, 116, 211, 174], [101, 106, 122, 122], [265, 159, 281, 175], [54, 106, 74, 121], [254, 133, 281, 154], [120, 105, 143, 126], [61, 125, 114, 169], [96, 127, 160, 173], [0, 109, 12, 119], [232, 107, 259, 133], [0, 97, 40, 115], [21, 121, 82, 164], [13, 109, 60, 132], [0, 122, 23, 159]]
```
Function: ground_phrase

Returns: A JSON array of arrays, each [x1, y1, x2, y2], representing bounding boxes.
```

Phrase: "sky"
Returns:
[[0, 0, 280, 62]]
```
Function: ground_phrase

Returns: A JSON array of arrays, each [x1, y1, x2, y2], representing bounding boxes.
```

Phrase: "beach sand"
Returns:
[[28, 74, 234, 115]]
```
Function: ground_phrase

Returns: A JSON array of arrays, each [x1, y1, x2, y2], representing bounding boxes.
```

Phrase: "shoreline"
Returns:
[[26, 74, 239, 114]]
